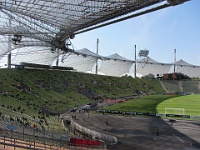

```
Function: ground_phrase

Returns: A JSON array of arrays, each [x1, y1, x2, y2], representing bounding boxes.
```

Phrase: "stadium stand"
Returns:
[[160, 80, 181, 93], [0, 0, 197, 149], [0, 67, 199, 149], [181, 80, 200, 93]]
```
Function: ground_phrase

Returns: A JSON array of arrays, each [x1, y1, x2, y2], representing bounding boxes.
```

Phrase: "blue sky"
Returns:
[[71, 0, 200, 66]]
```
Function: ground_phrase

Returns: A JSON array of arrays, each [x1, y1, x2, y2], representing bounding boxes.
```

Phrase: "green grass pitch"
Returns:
[[105, 95, 200, 116]]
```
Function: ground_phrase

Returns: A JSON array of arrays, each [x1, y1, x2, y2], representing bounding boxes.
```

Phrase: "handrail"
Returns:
[[0, 128, 68, 149]]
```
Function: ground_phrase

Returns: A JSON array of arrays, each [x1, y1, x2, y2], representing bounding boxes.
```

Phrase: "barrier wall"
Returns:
[[69, 138, 102, 146], [96, 110, 200, 119], [61, 114, 117, 146]]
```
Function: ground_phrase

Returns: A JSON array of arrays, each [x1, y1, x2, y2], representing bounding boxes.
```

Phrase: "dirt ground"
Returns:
[[73, 112, 200, 150]]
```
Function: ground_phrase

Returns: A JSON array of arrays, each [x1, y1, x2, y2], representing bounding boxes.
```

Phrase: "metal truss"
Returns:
[[0, 0, 189, 50]]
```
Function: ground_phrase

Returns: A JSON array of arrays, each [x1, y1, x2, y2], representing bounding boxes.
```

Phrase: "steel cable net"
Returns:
[[0, 9, 56, 44], [0, 0, 168, 67], [99, 59, 133, 77], [137, 63, 171, 76], [0, 0, 197, 78], [136, 57, 172, 77], [59, 53, 97, 72], [0, 9, 56, 64], [169, 65, 200, 78], [11, 46, 58, 65], [0, 35, 10, 59], [0, 0, 172, 44], [58, 48, 101, 72], [98, 53, 133, 77], [0, 0, 167, 34], [167, 59, 200, 78]]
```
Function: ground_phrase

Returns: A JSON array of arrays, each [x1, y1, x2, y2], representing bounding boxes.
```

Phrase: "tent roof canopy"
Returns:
[[0, 0, 189, 50], [104, 53, 133, 62], [174, 59, 195, 67], [74, 48, 103, 58]]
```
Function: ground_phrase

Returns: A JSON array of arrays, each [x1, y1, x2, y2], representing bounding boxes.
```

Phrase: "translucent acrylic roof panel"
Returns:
[[75, 48, 103, 58], [174, 59, 194, 67], [0, 9, 56, 44], [136, 63, 172, 77], [99, 59, 133, 77], [0, 0, 188, 46], [105, 53, 132, 62], [136, 57, 172, 76], [170, 65, 200, 78], [11, 46, 58, 65], [0, 35, 12, 58], [0, 54, 7, 68], [59, 53, 96, 72]]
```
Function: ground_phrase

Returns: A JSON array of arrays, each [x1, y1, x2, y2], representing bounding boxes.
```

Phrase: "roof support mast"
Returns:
[[7, 18, 12, 69], [174, 49, 176, 74], [56, 48, 60, 66], [95, 39, 99, 75], [134, 45, 137, 78]]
